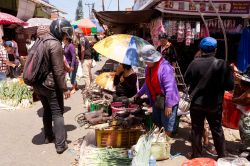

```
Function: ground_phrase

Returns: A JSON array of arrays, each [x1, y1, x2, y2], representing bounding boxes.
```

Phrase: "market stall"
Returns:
[[148, 0, 250, 129]]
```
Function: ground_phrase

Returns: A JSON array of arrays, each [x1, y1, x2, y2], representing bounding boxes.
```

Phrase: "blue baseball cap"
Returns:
[[200, 37, 217, 53], [4, 41, 13, 47], [140, 45, 162, 63]]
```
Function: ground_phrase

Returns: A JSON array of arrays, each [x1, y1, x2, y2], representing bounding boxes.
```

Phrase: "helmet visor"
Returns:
[[61, 27, 73, 39]]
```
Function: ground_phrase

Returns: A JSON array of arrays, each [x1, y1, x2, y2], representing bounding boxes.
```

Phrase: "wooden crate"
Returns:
[[96, 128, 144, 148]]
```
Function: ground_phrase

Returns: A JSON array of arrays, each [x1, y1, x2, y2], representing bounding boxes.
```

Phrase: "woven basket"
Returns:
[[96, 128, 143, 148]]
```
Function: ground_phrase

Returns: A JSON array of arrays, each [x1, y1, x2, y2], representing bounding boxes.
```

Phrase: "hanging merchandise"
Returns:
[[195, 22, 200, 39], [191, 28, 195, 44], [167, 20, 177, 39], [150, 17, 165, 46], [200, 24, 209, 38], [163, 20, 170, 36], [185, 22, 191, 46], [237, 27, 250, 72], [177, 21, 185, 43]]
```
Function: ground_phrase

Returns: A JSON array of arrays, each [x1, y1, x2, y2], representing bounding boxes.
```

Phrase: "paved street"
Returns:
[[0, 58, 241, 166], [0, 59, 108, 166]]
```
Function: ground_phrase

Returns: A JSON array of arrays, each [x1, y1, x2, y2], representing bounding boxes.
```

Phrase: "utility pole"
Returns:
[[118, 0, 120, 11], [85, 3, 94, 18], [102, 0, 105, 11]]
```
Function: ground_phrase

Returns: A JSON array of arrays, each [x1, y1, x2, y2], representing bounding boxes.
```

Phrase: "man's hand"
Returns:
[[120, 75, 124, 82], [70, 67, 74, 72], [128, 94, 139, 103], [165, 107, 172, 117], [64, 90, 71, 99]]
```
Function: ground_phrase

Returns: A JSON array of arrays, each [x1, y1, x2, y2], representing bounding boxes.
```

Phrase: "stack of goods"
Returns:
[[82, 83, 113, 112], [0, 78, 32, 108]]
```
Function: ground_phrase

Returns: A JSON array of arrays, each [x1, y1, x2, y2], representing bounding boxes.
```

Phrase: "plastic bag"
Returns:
[[150, 128, 170, 161], [217, 157, 250, 166]]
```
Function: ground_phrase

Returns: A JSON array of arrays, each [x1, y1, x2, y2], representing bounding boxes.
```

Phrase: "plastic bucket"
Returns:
[[222, 92, 241, 129]]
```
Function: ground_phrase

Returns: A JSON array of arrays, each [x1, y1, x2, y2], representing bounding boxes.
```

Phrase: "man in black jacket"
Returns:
[[33, 20, 72, 154], [184, 37, 234, 158]]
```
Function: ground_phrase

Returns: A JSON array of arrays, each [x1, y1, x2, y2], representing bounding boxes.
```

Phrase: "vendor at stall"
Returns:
[[3, 41, 21, 78], [113, 63, 137, 99], [134, 45, 179, 137], [157, 33, 177, 67], [232, 64, 250, 160]]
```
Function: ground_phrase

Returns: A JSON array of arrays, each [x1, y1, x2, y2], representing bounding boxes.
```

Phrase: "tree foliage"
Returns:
[[75, 0, 83, 20]]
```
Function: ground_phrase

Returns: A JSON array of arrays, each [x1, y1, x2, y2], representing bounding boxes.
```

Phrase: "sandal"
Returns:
[[203, 144, 218, 157]]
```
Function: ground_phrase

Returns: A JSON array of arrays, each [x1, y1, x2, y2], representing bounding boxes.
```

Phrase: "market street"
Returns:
[[0, 0, 249, 165], [0, 59, 241, 166]]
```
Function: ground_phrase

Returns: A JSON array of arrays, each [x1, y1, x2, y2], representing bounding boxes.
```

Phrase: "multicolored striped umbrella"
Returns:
[[72, 18, 96, 35], [93, 34, 150, 66]]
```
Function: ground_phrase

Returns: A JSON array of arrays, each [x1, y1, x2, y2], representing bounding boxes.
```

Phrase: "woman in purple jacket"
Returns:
[[134, 45, 179, 137], [63, 36, 78, 94]]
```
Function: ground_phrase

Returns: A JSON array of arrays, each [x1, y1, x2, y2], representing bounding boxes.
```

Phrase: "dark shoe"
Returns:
[[44, 136, 55, 144], [247, 155, 250, 161], [56, 143, 68, 154]]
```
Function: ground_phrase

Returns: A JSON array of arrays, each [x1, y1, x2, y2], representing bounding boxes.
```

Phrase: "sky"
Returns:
[[49, 0, 134, 21]]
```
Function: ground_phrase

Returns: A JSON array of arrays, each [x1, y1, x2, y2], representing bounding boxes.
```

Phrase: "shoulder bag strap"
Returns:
[[189, 58, 218, 100]]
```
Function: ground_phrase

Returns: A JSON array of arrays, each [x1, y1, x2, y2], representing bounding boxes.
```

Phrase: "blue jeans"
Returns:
[[69, 64, 78, 85], [152, 104, 178, 133]]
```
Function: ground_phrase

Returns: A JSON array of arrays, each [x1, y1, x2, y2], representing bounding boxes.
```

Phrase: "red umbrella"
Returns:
[[0, 12, 27, 26]]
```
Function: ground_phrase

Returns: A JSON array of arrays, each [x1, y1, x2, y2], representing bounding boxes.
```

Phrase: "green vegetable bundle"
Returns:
[[0, 80, 32, 107], [80, 147, 131, 166]]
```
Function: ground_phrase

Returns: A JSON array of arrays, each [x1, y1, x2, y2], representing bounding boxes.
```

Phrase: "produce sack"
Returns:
[[182, 158, 217, 166], [217, 157, 250, 166], [150, 128, 170, 161]]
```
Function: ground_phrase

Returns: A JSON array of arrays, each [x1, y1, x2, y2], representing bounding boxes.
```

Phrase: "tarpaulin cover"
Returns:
[[94, 10, 155, 26]]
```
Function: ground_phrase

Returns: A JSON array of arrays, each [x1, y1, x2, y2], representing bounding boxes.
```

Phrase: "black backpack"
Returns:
[[23, 36, 55, 86]]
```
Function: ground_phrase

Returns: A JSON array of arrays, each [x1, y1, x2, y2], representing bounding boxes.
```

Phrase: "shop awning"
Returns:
[[31, 0, 67, 14], [94, 9, 159, 33], [94, 10, 156, 26]]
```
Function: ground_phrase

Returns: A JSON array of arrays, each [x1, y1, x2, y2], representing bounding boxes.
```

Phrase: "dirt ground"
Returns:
[[0, 58, 242, 166]]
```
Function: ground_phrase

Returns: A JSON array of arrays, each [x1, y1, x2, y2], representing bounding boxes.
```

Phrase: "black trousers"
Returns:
[[190, 105, 226, 158], [34, 85, 66, 148]]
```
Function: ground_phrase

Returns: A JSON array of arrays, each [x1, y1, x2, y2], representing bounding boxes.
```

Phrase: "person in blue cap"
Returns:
[[184, 37, 234, 159]]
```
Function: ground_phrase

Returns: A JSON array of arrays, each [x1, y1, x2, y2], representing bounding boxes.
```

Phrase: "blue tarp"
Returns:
[[238, 27, 250, 72]]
